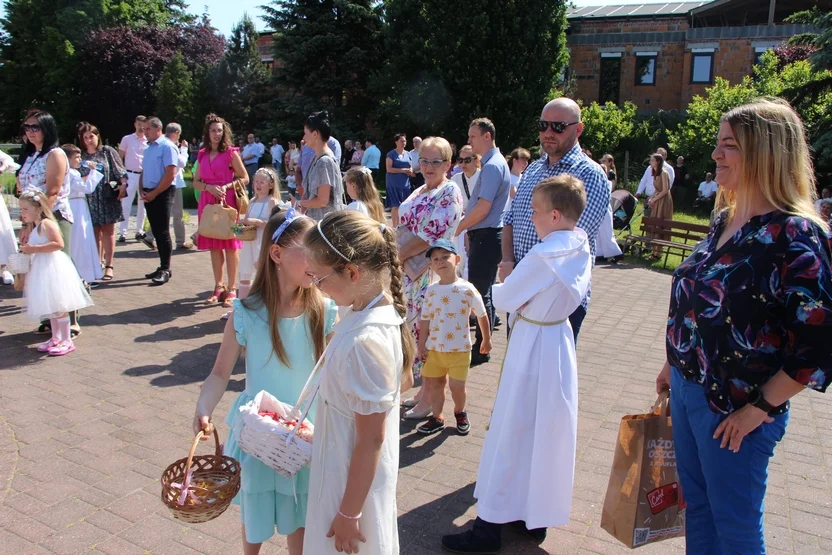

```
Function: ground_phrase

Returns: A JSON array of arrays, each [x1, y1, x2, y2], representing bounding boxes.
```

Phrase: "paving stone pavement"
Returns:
[[1, 228, 831, 554]]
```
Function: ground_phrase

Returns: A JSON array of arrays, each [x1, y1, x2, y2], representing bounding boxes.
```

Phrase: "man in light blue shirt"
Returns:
[[454, 118, 510, 365], [270, 138, 284, 177], [241, 133, 260, 195], [140, 117, 179, 284], [362, 137, 382, 182]]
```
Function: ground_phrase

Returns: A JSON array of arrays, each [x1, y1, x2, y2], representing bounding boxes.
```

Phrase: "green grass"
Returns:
[[619, 209, 711, 271], [1, 173, 16, 195]]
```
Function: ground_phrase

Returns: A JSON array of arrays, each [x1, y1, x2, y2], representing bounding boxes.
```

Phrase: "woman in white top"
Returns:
[[0, 149, 20, 284], [596, 153, 623, 261], [450, 146, 480, 279], [507, 148, 530, 200]]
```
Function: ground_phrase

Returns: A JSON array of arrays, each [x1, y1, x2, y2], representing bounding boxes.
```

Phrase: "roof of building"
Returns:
[[568, 2, 711, 19]]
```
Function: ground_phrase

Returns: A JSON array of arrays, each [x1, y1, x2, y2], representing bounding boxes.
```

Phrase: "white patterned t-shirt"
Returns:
[[422, 280, 486, 353]]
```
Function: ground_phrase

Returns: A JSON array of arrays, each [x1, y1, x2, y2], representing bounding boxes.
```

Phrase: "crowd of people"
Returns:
[[0, 94, 831, 555]]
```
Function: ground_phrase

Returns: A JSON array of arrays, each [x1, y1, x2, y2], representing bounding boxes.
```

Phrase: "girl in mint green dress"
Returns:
[[194, 208, 337, 555]]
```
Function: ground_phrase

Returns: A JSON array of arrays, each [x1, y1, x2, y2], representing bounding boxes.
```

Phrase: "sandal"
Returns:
[[48, 340, 76, 357], [37, 338, 59, 353], [101, 265, 114, 281], [223, 290, 237, 309], [207, 285, 226, 304]]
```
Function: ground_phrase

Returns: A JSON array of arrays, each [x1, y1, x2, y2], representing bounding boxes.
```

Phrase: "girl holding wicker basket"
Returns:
[[193, 207, 338, 555], [301, 211, 414, 555], [221, 167, 284, 321], [18, 190, 92, 356]]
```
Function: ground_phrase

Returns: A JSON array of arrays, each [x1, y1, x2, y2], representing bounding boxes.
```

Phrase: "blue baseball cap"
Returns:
[[425, 239, 458, 258]]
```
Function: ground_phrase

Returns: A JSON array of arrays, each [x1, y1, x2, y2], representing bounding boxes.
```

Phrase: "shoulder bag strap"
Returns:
[[461, 174, 471, 199]]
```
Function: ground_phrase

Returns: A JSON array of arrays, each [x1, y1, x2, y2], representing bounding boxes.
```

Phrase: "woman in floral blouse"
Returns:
[[398, 136, 463, 418], [656, 99, 832, 553]]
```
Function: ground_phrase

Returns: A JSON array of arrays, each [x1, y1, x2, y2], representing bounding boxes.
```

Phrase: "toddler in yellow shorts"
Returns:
[[417, 239, 492, 436]]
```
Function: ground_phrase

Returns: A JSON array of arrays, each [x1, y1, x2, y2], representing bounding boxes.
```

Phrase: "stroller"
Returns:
[[611, 189, 639, 231]]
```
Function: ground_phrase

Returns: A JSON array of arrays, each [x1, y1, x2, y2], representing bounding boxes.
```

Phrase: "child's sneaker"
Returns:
[[417, 417, 445, 435], [37, 338, 59, 352], [47, 340, 76, 357], [455, 411, 471, 436]]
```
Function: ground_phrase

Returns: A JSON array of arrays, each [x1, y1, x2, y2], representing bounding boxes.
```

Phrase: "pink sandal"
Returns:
[[37, 338, 59, 353], [47, 340, 76, 357]]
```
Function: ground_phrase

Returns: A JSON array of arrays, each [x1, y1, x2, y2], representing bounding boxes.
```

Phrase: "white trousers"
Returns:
[[120, 171, 146, 236]]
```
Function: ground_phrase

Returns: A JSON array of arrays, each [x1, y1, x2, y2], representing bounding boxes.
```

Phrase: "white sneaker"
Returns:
[[1, 270, 12, 285]]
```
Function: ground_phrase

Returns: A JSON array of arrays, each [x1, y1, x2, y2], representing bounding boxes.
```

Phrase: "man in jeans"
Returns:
[[455, 117, 510, 366], [140, 118, 179, 285]]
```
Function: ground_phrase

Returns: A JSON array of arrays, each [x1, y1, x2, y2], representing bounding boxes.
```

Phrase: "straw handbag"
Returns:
[[198, 199, 238, 240], [232, 224, 258, 241], [8, 252, 30, 293], [234, 180, 250, 216], [160, 427, 241, 524]]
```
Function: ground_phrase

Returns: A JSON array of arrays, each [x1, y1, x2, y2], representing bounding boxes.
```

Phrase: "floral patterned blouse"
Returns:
[[399, 182, 463, 374], [19, 148, 72, 223], [667, 210, 832, 414]]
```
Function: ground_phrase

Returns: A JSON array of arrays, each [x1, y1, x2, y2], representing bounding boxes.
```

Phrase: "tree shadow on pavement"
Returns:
[[123, 342, 245, 390], [134, 319, 225, 343], [81, 296, 214, 327]]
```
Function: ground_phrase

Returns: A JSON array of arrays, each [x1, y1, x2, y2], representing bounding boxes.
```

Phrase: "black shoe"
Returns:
[[470, 353, 491, 367], [151, 270, 171, 285], [134, 232, 145, 241], [441, 529, 501, 554], [34, 322, 51, 335], [145, 267, 163, 279], [117, 235, 126, 244], [508, 521, 547, 543], [417, 416, 445, 435], [455, 411, 471, 436], [494, 316, 502, 328], [141, 235, 157, 250]]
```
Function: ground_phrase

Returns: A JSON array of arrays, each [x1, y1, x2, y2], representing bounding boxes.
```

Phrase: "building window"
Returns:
[[691, 52, 714, 84], [635, 54, 657, 86], [753, 47, 771, 67], [599, 54, 621, 104]]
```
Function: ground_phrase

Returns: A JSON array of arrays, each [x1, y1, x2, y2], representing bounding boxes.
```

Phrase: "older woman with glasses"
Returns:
[[398, 136, 463, 418]]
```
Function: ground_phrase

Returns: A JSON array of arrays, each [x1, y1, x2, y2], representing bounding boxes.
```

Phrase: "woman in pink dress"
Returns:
[[193, 113, 249, 309]]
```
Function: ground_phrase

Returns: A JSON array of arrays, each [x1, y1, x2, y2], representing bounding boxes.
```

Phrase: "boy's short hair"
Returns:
[[533, 175, 586, 222], [61, 143, 81, 157]]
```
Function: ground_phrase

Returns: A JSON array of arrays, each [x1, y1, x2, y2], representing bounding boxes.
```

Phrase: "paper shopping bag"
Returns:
[[198, 200, 238, 240], [600, 391, 686, 548]]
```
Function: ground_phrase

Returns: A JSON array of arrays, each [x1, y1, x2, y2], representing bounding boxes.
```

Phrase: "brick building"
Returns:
[[256, 32, 280, 72], [566, 0, 827, 112]]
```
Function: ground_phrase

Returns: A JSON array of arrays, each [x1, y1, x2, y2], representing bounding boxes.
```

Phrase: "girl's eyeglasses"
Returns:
[[419, 158, 447, 168], [309, 270, 334, 287], [22, 124, 42, 133]]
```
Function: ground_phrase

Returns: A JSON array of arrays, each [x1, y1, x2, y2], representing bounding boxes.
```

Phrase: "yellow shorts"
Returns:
[[421, 350, 472, 381]]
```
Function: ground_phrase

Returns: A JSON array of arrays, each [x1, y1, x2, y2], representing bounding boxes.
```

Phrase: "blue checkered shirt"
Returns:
[[505, 144, 610, 308]]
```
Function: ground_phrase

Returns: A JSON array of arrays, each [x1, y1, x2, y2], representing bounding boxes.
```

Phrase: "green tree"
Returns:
[[260, 0, 383, 140], [213, 14, 270, 137], [0, 0, 192, 137], [374, 0, 568, 150], [155, 52, 195, 134], [580, 101, 637, 157]]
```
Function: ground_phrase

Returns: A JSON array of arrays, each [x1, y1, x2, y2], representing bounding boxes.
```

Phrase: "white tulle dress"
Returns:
[[24, 223, 93, 320]]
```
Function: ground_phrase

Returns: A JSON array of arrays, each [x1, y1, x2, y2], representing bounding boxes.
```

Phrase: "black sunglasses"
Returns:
[[22, 124, 42, 133], [458, 156, 474, 164], [538, 120, 579, 134]]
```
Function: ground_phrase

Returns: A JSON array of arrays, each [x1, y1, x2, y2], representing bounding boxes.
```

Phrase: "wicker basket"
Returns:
[[160, 427, 241, 524], [234, 225, 257, 241], [7, 253, 30, 274], [237, 391, 314, 478], [13, 274, 24, 292]]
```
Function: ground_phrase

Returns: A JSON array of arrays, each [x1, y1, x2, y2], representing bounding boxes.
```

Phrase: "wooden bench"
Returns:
[[623, 217, 710, 268]]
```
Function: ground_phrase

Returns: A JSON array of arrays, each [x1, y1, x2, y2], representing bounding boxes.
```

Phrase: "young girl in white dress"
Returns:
[[18, 191, 92, 356], [302, 211, 415, 555], [344, 166, 386, 224], [63, 144, 103, 283], [223, 167, 282, 321], [0, 150, 20, 285]]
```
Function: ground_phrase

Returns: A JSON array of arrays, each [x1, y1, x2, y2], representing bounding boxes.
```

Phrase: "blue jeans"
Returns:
[[670, 368, 788, 554]]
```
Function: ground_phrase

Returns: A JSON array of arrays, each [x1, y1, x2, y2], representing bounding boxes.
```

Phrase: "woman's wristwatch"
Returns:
[[748, 389, 775, 413]]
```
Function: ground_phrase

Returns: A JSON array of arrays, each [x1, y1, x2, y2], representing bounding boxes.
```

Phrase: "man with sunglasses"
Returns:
[[454, 118, 511, 366], [443, 98, 610, 554]]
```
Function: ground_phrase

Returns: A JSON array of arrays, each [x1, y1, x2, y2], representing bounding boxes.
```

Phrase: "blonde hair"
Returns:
[[533, 175, 587, 222], [716, 98, 827, 231], [419, 136, 453, 162], [601, 153, 617, 178], [253, 167, 281, 201], [19, 191, 56, 223], [304, 211, 415, 377], [344, 167, 386, 223], [242, 209, 327, 366]]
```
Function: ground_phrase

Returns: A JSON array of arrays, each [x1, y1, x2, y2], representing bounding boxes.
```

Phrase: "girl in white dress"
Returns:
[[223, 168, 281, 321], [344, 166, 386, 224], [18, 191, 92, 356], [596, 154, 623, 261], [0, 150, 20, 285], [302, 210, 415, 555], [63, 144, 103, 283]]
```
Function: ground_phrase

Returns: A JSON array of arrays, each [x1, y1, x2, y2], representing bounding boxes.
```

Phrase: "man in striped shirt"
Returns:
[[499, 97, 609, 341]]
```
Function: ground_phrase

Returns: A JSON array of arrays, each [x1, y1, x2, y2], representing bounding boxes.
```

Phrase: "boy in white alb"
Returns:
[[442, 175, 592, 553], [417, 239, 491, 436]]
